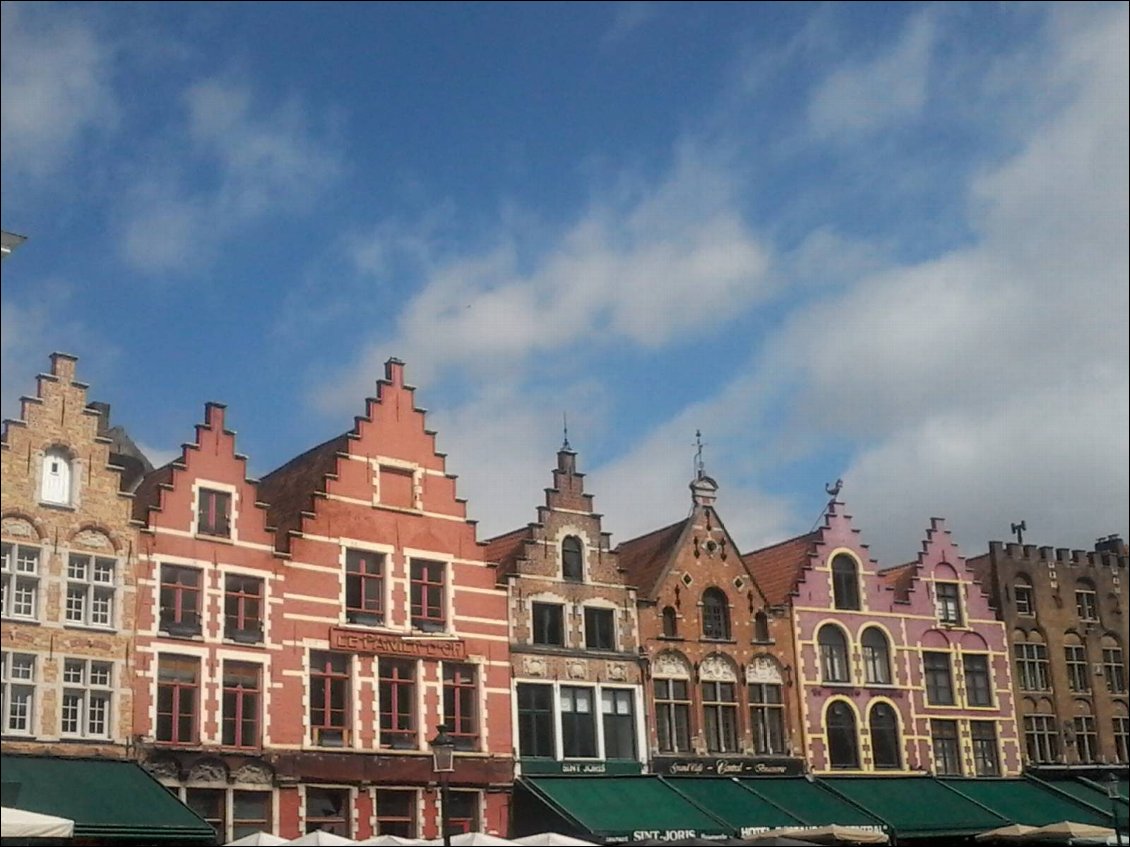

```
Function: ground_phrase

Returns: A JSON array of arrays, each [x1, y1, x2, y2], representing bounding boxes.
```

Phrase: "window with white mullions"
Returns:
[[2, 542, 40, 620], [1, 652, 36, 735], [935, 582, 963, 626], [66, 553, 116, 629], [61, 658, 113, 738]]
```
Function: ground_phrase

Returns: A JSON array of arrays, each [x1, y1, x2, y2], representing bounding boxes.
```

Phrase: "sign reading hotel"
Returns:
[[651, 756, 803, 777], [330, 627, 467, 660]]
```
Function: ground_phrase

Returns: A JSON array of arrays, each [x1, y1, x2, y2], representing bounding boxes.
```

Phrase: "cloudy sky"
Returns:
[[2, 2, 1126, 566]]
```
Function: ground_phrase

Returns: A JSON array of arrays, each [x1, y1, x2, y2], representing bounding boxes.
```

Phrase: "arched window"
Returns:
[[869, 703, 901, 769], [831, 554, 860, 610], [861, 628, 892, 685], [818, 625, 850, 683], [661, 606, 678, 638], [701, 588, 731, 640], [41, 447, 72, 505], [754, 611, 771, 643], [561, 536, 584, 582], [827, 701, 859, 769]]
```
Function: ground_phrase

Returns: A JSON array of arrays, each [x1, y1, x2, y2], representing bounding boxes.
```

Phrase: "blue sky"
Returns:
[[2, 2, 1127, 565]]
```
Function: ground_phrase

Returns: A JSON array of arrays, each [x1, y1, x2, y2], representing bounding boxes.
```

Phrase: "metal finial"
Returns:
[[825, 478, 843, 498], [1011, 521, 1026, 544], [694, 430, 706, 478], [562, 412, 570, 451]]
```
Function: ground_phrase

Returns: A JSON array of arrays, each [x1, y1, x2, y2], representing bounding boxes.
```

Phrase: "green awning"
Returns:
[[818, 777, 1008, 838], [941, 777, 1111, 827], [738, 778, 885, 830], [0, 754, 216, 843], [662, 777, 807, 836], [519, 776, 734, 840]]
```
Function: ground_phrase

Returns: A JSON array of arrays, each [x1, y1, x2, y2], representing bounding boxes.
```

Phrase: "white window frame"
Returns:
[[61, 658, 114, 738], [65, 553, 117, 629], [2, 652, 37, 735], [2, 542, 40, 620]]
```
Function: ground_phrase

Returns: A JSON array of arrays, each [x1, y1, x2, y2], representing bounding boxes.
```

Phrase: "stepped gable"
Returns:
[[259, 358, 476, 552], [483, 525, 532, 577], [133, 402, 276, 543], [878, 560, 917, 602], [616, 518, 691, 599], [742, 530, 820, 607]]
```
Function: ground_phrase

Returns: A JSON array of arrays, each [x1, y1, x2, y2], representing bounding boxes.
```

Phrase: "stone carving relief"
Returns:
[[233, 762, 274, 785], [606, 662, 628, 682], [699, 654, 737, 682], [566, 659, 587, 680], [73, 528, 112, 550], [1, 518, 36, 539], [746, 656, 782, 684], [143, 758, 181, 781], [653, 651, 691, 678], [187, 759, 229, 784], [523, 656, 548, 677]]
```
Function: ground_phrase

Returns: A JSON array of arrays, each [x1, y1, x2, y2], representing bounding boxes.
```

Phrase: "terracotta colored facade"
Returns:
[[618, 471, 804, 776], [131, 402, 288, 841], [486, 447, 646, 776], [968, 538, 1129, 770], [130, 359, 513, 841], [744, 502, 1022, 777], [1, 354, 145, 759]]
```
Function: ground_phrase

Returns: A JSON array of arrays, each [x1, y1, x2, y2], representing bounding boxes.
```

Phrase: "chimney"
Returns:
[[1095, 535, 1126, 555]]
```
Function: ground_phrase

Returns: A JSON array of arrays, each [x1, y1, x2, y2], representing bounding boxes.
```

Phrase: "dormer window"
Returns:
[[561, 536, 584, 582], [41, 447, 72, 505]]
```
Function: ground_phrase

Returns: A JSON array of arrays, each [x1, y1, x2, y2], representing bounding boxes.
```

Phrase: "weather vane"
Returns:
[[1011, 521, 1026, 544], [562, 412, 570, 451], [694, 430, 706, 478], [825, 478, 843, 498]]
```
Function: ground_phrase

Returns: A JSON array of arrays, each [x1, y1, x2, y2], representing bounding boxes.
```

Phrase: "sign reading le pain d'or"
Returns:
[[329, 626, 467, 660]]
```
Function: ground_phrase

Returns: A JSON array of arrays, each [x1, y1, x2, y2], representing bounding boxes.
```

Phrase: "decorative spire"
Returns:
[[694, 429, 706, 479], [562, 412, 571, 451]]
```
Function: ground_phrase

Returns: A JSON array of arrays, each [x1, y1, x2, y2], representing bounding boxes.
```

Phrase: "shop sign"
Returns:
[[520, 759, 643, 776], [650, 756, 803, 777], [330, 626, 467, 659]]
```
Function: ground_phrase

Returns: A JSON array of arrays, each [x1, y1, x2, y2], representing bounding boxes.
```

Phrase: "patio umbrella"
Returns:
[[769, 826, 888, 845], [1, 806, 75, 839], [421, 834, 517, 847], [1029, 822, 1116, 842], [511, 835, 598, 846], [358, 836, 428, 846], [974, 823, 1039, 842], [227, 833, 289, 846], [289, 831, 358, 845]]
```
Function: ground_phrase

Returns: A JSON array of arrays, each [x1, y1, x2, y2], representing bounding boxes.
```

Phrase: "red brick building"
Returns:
[[131, 359, 513, 841], [617, 467, 803, 776], [132, 402, 286, 841]]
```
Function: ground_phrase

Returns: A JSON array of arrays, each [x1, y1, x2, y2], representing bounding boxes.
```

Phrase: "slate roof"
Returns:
[[741, 531, 819, 606], [258, 433, 350, 550], [615, 518, 689, 599]]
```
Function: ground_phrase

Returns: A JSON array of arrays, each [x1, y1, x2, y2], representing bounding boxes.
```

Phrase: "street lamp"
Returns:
[[431, 724, 456, 847], [1107, 772, 1124, 847]]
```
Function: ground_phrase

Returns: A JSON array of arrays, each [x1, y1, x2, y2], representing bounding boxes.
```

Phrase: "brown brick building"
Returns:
[[486, 446, 646, 776], [1, 353, 150, 759], [617, 467, 803, 776], [968, 537, 1129, 772]]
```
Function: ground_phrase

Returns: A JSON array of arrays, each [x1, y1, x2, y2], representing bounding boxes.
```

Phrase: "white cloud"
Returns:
[[807, 9, 936, 137], [0, 2, 118, 179], [317, 145, 774, 410], [116, 77, 343, 274]]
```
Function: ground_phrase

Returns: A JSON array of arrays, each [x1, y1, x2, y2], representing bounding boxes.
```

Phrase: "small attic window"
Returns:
[[41, 447, 73, 505], [561, 535, 584, 582]]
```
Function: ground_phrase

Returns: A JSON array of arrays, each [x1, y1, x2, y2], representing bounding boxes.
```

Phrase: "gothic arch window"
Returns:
[[826, 700, 859, 769], [831, 554, 861, 610], [818, 625, 850, 684], [41, 447, 73, 505], [561, 536, 584, 583], [869, 703, 901, 769], [861, 627, 892, 685], [701, 588, 731, 640], [661, 606, 678, 638]]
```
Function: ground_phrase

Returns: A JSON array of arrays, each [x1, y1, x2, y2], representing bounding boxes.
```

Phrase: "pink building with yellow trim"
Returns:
[[744, 501, 1021, 777]]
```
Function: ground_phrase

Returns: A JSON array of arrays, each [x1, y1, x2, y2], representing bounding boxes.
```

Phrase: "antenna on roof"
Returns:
[[1011, 521, 1026, 544], [562, 412, 571, 451]]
